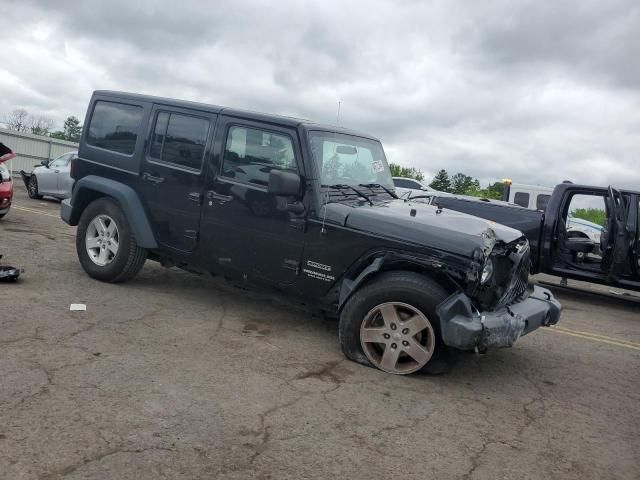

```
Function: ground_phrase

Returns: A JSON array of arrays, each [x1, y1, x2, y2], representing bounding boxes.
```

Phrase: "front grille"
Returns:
[[495, 245, 530, 308]]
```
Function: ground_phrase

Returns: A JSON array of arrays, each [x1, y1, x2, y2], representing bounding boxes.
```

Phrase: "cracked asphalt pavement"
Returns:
[[1, 188, 639, 479]]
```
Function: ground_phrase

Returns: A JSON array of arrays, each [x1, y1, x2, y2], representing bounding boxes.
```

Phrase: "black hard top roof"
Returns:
[[94, 90, 378, 140]]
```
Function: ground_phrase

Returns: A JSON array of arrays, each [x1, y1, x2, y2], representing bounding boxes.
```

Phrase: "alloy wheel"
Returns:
[[85, 214, 120, 266], [28, 177, 38, 196], [360, 302, 435, 374]]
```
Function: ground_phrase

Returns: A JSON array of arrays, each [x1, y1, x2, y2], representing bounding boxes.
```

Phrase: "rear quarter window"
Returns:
[[394, 179, 420, 189], [514, 192, 530, 208], [536, 194, 551, 210], [86, 101, 143, 155]]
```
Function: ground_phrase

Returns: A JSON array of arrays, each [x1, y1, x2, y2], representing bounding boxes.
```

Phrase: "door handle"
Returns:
[[143, 173, 165, 184], [188, 192, 202, 204], [206, 191, 232, 202], [53, 170, 60, 173]]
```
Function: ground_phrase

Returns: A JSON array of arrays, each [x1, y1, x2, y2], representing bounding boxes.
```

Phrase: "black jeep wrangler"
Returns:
[[61, 91, 561, 375]]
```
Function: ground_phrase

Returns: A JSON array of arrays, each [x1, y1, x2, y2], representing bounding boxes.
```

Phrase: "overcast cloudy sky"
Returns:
[[2, 0, 639, 188]]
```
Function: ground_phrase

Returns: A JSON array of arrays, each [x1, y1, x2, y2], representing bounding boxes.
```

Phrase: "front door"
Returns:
[[200, 117, 306, 286], [39, 153, 72, 196], [56, 153, 75, 197], [140, 106, 216, 253], [635, 196, 640, 278], [551, 186, 635, 284]]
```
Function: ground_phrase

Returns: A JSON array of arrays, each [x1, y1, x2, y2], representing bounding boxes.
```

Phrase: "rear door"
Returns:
[[139, 105, 217, 253]]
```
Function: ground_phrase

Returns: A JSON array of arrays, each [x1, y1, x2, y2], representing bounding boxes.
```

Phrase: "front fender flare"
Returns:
[[338, 256, 385, 311], [65, 175, 157, 249]]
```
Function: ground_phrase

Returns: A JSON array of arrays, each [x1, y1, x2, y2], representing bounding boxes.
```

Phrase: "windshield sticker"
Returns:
[[371, 160, 384, 173]]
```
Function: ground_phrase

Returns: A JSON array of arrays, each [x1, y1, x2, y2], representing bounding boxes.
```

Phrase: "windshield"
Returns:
[[309, 131, 393, 188]]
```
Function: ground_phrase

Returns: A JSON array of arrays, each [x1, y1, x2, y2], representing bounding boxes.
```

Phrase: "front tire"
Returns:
[[76, 197, 147, 283], [27, 175, 43, 199], [339, 271, 449, 375]]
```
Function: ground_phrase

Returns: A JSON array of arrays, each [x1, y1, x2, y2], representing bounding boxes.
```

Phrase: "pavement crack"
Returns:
[[38, 447, 122, 480], [38, 445, 175, 479], [461, 439, 515, 480], [517, 367, 548, 436], [0, 326, 46, 346]]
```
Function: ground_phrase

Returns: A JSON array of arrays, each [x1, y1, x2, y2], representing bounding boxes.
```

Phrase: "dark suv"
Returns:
[[61, 91, 561, 375]]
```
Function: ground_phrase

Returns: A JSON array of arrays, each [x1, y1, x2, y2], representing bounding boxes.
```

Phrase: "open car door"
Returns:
[[601, 186, 630, 282]]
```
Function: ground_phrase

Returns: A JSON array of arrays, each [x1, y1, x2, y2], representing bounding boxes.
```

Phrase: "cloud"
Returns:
[[1, 0, 638, 188]]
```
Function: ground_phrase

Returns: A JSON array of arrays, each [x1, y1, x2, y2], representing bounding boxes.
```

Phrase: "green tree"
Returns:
[[62, 116, 82, 142], [458, 181, 505, 200], [388, 163, 424, 182], [50, 131, 66, 140], [485, 181, 504, 200], [429, 169, 451, 192], [571, 208, 607, 227], [450, 173, 480, 194]]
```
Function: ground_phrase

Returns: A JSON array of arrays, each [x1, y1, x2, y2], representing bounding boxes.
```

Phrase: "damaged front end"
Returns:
[[438, 231, 561, 351], [19, 170, 32, 189]]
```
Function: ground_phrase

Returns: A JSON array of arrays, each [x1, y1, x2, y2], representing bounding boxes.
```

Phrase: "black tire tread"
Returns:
[[112, 230, 147, 282], [76, 197, 147, 283], [28, 176, 43, 200], [339, 270, 449, 371]]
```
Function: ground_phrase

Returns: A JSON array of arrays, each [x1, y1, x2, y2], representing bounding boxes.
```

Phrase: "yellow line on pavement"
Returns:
[[11, 204, 59, 218], [545, 326, 640, 351], [553, 326, 640, 347]]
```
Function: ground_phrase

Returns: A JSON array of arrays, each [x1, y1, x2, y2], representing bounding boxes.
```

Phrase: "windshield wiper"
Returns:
[[358, 183, 399, 199], [322, 184, 373, 205]]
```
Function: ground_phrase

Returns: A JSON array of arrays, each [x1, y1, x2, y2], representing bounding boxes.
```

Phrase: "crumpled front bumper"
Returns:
[[436, 286, 561, 351]]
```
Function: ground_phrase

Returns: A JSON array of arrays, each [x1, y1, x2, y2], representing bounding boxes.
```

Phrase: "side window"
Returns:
[[86, 101, 143, 155], [514, 192, 530, 208], [566, 194, 607, 228], [149, 112, 209, 170], [637, 199, 640, 239], [222, 126, 296, 187], [536, 194, 551, 211], [394, 179, 410, 188], [50, 154, 71, 168]]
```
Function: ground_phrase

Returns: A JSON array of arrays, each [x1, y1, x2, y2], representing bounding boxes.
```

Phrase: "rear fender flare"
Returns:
[[68, 175, 157, 248]]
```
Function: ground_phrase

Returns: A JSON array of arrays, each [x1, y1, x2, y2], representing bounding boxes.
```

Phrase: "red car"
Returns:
[[0, 163, 13, 219]]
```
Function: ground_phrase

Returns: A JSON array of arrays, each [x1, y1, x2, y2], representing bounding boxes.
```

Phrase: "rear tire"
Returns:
[[76, 197, 147, 283], [27, 176, 43, 199], [339, 271, 450, 375]]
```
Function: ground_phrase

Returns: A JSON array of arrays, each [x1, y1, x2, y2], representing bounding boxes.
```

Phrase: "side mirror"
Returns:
[[41, 160, 50, 168], [268, 170, 301, 197]]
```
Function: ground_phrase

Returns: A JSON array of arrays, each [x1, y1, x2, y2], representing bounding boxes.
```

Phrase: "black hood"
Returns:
[[323, 199, 523, 258]]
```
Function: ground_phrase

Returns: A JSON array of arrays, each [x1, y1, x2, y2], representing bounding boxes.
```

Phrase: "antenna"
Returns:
[[336, 101, 342, 127], [321, 188, 329, 235]]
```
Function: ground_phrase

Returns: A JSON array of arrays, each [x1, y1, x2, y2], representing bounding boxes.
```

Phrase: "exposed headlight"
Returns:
[[480, 259, 494, 284]]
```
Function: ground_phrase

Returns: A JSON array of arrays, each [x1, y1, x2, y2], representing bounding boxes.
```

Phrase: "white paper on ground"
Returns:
[[70, 304, 87, 311]]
